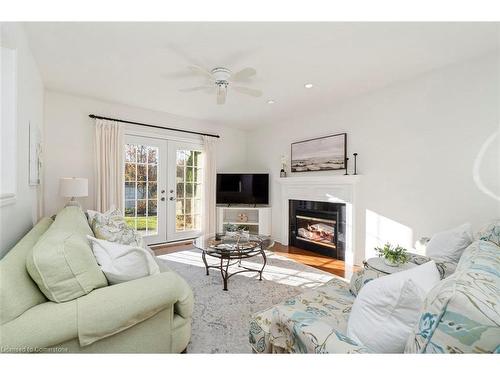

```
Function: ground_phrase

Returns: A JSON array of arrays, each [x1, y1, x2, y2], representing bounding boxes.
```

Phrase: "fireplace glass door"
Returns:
[[295, 214, 336, 249], [289, 200, 345, 259]]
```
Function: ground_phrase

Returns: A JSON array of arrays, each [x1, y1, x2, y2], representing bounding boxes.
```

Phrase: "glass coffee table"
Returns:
[[193, 234, 274, 291]]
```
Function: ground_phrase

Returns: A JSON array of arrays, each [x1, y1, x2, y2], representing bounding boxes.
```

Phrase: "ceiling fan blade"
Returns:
[[232, 86, 262, 97], [162, 71, 201, 79], [164, 43, 209, 69], [216, 86, 227, 105], [179, 86, 212, 92], [222, 49, 254, 67], [231, 67, 257, 82], [188, 65, 212, 78]]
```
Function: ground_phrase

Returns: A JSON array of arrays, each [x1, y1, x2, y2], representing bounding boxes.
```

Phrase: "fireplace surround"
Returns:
[[289, 200, 346, 259], [276, 175, 359, 275]]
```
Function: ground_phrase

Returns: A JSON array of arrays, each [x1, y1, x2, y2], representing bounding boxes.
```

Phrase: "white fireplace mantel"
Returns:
[[275, 175, 360, 206], [275, 174, 361, 268], [275, 175, 360, 186]]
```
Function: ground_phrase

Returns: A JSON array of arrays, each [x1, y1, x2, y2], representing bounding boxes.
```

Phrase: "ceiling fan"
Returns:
[[178, 66, 262, 105]]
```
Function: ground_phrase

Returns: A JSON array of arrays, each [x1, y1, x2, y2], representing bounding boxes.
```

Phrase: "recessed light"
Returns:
[[267, 99, 275, 104], [304, 83, 314, 89]]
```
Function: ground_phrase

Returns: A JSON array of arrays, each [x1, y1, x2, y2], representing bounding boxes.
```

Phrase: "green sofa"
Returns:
[[0, 209, 193, 353]]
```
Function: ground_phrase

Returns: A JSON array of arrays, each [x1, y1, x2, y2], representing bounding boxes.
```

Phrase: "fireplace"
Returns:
[[289, 200, 346, 260]]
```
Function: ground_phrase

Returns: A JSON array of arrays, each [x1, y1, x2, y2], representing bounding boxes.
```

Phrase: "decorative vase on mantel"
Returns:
[[280, 155, 287, 177]]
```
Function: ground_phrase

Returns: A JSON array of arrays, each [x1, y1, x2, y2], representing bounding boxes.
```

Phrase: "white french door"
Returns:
[[167, 141, 204, 242], [124, 135, 203, 245], [124, 135, 167, 244]]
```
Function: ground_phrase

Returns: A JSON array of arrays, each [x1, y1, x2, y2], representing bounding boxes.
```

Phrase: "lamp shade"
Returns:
[[59, 177, 88, 198]]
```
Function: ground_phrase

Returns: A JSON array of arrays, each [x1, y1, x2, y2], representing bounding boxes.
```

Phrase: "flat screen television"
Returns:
[[216, 173, 269, 205]]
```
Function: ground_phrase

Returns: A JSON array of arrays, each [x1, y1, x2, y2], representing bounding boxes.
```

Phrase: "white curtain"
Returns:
[[95, 119, 124, 212], [202, 135, 217, 235]]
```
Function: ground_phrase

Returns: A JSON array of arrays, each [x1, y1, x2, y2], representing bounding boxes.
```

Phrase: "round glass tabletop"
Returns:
[[365, 256, 417, 274], [193, 233, 273, 257]]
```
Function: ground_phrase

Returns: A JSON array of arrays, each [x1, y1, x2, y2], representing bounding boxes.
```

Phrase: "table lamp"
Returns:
[[59, 177, 88, 208]]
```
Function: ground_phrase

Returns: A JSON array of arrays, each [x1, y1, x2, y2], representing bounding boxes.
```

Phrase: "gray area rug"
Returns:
[[157, 249, 337, 353]]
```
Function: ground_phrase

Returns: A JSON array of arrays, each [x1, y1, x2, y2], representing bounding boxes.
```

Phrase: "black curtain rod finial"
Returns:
[[88, 114, 220, 139]]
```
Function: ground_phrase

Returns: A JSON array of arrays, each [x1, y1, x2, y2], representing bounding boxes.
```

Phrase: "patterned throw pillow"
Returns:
[[87, 207, 118, 227], [91, 209, 145, 248], [475, 220, 500, 247], [404, 240, 500, 353]]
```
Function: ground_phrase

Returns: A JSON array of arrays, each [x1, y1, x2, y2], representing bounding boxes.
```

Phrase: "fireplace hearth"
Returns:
[[289, 200, 346, 259]]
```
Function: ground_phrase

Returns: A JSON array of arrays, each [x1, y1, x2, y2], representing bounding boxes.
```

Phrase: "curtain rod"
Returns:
[[88, 114, 220, 138]]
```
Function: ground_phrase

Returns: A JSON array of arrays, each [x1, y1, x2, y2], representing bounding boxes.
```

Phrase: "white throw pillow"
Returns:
[[87, 236, 160, 285], [346, 261, 440, 353], [425, 223, 473, 263]]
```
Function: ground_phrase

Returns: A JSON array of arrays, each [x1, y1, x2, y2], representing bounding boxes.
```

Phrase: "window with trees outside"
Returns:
[[124, 144, 158, 235], [176, 150, 202, 232]]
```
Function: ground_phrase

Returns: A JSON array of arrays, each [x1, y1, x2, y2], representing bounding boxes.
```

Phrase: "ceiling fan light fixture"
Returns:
[[211, 67, 231, 82], [304, 83, 314, 89], [178, 65, 262, 105], [216, 84, 227, 105]]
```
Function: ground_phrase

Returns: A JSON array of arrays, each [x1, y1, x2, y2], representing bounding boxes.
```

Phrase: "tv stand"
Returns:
[[216, 205, 271, 236]]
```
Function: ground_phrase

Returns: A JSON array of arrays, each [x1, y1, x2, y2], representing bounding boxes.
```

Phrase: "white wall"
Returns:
[[246, 53, 500, 265], [35, 50, 500, 267], [43, 91, 249, 215], [0, 23, 44, 257]]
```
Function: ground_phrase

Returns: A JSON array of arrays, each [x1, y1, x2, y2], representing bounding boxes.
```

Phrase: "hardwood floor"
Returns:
[[151, 241, 194, 256], [272, 242, 359, 278], [151, 240, 358, 279]]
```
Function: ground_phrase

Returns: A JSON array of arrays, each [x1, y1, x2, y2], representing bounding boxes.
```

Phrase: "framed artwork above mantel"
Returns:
[[291, 133, 347, 172]]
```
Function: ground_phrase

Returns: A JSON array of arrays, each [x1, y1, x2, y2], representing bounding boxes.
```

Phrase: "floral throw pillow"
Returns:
[[91, 209, 145, 248], [87, 207, 119, 227], [475, 220, 500, 247]]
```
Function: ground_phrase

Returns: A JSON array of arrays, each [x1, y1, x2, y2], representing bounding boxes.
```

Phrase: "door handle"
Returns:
[[169, 197, 176, 201], [161, 189, 166, 194], [160, 197, 165, 201]]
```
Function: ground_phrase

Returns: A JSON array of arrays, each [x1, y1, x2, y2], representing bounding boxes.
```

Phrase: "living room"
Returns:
[[1, 1, 499, 373]]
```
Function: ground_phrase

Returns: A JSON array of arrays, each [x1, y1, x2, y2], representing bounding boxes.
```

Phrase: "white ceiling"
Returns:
[[24, 22, 499, 129]]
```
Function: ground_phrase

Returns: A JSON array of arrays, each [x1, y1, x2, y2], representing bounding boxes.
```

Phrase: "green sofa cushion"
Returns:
[[0, 218, 53, 324], [0, 300, 78, 350], [26, 207, 108, 303], [77, 270, 193, 347]]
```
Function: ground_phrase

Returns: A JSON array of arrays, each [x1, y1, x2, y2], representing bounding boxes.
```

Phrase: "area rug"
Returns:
[[157, 248, 339, 353]]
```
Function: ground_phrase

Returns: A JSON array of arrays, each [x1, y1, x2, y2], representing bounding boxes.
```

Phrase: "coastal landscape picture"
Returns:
[[291, 133, 346, 172]]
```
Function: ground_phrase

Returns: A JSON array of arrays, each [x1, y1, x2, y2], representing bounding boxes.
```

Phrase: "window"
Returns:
[[124, 144, 158, 235], [175, 150, 202, 232]]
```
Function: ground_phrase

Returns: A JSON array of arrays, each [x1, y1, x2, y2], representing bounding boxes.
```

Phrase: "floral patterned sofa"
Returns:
[[249, 277, 366, 353], [249, 224, 500, 353]]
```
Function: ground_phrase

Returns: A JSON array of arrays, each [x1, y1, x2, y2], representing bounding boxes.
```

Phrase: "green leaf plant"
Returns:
[[375, 243, 409, 265]]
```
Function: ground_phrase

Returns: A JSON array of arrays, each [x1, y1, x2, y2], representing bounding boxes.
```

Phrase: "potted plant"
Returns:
[[223, 224, 250, 240], [236, 224, 250, 240], [224, 223, 239, 238], [375, 243, 409, 267]]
